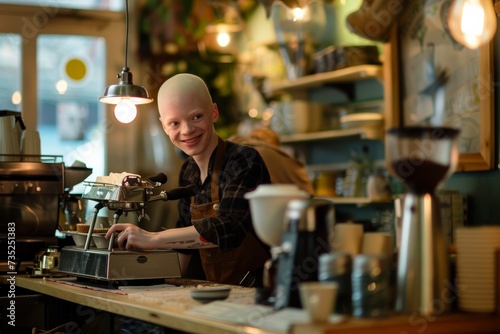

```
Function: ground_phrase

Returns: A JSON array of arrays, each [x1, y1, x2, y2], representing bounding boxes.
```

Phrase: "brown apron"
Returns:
[[190, 138, 269, 285]]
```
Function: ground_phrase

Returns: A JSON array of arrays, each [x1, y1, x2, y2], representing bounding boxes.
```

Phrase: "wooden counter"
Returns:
[[13, 275, 500, 334]]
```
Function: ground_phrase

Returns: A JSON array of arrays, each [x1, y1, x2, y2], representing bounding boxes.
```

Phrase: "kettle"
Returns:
[[274, 198, 335, 309], [0, 110, 25, 162]]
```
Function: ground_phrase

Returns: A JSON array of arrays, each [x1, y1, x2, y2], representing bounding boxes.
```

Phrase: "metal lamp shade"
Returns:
[[99, 68, 153, 105]]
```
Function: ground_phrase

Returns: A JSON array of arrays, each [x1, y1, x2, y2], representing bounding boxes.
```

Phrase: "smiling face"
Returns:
[[158, 74, 219, 160]]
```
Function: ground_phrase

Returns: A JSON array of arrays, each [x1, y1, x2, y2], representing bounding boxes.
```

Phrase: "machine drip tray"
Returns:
[[74, 276, 167, 289], [58, 246, 181, 281]]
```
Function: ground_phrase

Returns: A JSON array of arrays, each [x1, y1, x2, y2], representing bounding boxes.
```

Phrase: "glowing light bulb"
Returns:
[[448, 0, 497, 49], [11, 91, 22, 105], [291, 7, 305, 21], [248, 108, 259, 118], [114, 99, 137, 123], [56, 80, 68, 95], [216, 31, 231, 47]]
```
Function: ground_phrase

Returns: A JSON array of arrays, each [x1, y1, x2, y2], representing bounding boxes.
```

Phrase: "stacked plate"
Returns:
[[455, 226, 500, 312]]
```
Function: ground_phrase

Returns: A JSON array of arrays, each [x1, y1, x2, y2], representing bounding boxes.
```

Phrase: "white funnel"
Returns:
[[245, 184, 309, 247]]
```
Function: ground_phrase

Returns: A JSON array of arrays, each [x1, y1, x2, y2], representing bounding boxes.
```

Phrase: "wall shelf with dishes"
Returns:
[[280, 126, 383, 144], [315, 196, 393, 206], [306, 159, 394, 207], [264, 64, 383, 99], [266, 62, 389, 228]]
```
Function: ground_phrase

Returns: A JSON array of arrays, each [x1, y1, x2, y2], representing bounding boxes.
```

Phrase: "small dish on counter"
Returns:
[[190, 287, 231, 303]]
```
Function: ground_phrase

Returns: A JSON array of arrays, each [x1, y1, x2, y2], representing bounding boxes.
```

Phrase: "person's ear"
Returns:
[[212, 103, 220, 123], [159, 117, 168, 134]]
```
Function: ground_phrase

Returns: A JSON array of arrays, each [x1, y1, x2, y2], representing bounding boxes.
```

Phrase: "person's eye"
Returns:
[[193, 114, 203, 120], [169, 121, 179, 127]]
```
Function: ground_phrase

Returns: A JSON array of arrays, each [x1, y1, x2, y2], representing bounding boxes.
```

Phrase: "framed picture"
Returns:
[[384, 0, 494, 171]]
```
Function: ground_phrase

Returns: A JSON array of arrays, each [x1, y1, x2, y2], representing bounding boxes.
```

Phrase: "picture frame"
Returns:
[[384, 0, 494, 171]]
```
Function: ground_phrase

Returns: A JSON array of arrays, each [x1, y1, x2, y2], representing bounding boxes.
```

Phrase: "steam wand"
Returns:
[[84, 202, 104, 251], [108, 208, 123, 251]]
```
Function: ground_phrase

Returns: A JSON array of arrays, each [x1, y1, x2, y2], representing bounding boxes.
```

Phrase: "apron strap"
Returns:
[[189, 137, 227, 206], [211, 136, 226, 202]]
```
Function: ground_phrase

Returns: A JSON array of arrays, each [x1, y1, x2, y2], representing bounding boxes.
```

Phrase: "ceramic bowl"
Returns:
[[190, 287, 231, 303], [340, 112, 383, 129], [92, 233, 110, 249], [66, 231, 95, 247]]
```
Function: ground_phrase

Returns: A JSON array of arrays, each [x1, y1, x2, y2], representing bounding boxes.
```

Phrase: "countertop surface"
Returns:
[[10, 275, 500, 334]]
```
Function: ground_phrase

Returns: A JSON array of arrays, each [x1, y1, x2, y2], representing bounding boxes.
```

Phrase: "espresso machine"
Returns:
[[0, 154, 92, 273], [58, 175, 196, 282], [273, 198, 335, 309], [387, 126, 459, 315]]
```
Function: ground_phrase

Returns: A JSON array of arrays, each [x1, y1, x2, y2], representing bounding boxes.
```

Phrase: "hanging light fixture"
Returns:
[[99, 0, 153, 123], [448, 0, 497, 49]]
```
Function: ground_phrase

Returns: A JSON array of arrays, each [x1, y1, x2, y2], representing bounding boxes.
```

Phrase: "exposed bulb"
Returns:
[[448, 0, 497, 49], [114, 99, 137, 123], [216, 31, 231, 47]]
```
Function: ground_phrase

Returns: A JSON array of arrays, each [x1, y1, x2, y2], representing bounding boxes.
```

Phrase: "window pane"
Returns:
[[0, 0, 123, 11], [37, 34, 106, 190], [0, 34, 21, 111]]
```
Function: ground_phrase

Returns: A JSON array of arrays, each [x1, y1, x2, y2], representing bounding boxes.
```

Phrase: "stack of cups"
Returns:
[[332, 223, 364, 258], [455, 226, 500, 313], [319, 252, 353, 314], [0, 116, 21, 161], [20, 129, 41, 161], [352, 254, 390, 318]]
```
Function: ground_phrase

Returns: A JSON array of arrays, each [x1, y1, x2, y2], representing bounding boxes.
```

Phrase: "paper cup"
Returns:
[[455, 226, 500, 313], [299, 281, 338, 322], [361, 232, 394, 262], [332, 223, 364, 257]]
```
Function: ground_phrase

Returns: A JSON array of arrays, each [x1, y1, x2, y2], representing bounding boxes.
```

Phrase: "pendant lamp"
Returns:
[[448, 0, 497, 49], [99, 0, 153, 123]]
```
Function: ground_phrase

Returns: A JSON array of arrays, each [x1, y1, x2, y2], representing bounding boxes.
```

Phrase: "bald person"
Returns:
[[106, 73, 271, 286]]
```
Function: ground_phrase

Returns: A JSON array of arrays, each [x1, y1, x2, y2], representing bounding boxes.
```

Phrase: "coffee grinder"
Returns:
[[387, 126, 459, 315]]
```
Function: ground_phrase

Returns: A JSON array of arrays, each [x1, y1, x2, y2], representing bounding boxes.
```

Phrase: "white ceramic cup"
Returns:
[[299, 281, 338, 322], [0, 116, 20, 161], [332, 223, 364, 257], [20, 129, 41, 161]]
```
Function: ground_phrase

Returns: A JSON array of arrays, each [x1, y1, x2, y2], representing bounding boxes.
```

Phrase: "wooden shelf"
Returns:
[[316, 196, 393, 206], [280, 127, 383, 144], [264, 64, 383, 97]]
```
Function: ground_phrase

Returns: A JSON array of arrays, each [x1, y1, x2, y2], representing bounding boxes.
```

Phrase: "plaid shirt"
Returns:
[[176, 139, 271, 252]]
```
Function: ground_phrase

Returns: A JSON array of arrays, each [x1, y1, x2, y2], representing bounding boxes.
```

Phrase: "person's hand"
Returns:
[[105, 223, 157, 250]]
